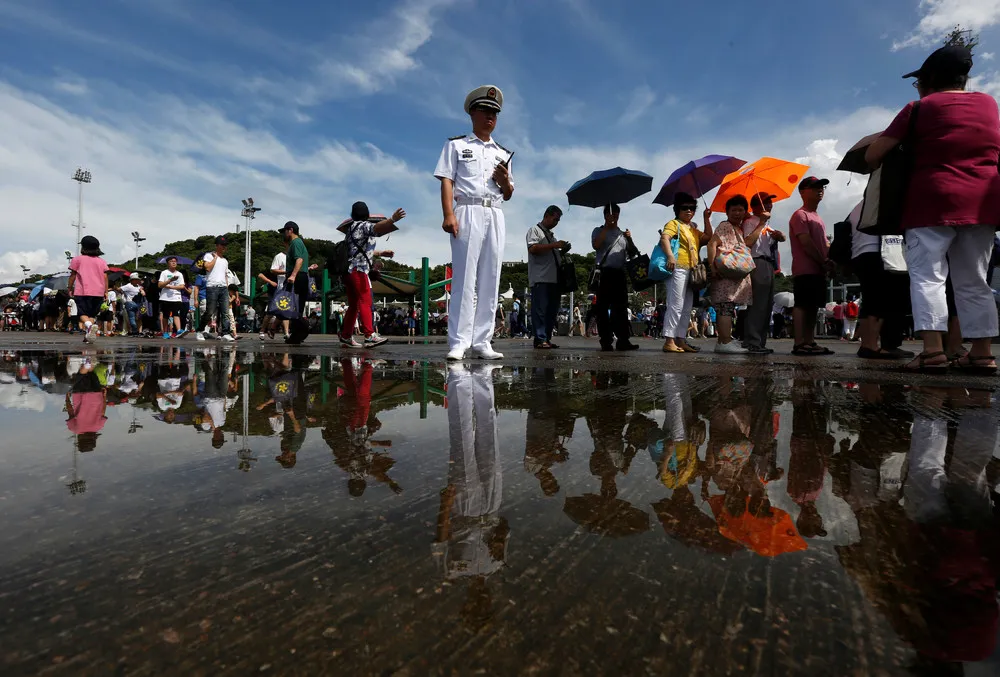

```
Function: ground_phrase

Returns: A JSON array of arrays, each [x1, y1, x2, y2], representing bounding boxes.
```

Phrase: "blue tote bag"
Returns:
[[648, 228, 681, 281], [267, 287, 300, 320]]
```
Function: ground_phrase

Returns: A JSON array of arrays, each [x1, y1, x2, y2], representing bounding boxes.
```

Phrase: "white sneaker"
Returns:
[[446, 349, 466, 361], [221, 335, 235, 342], [195, 332, 206, 341], [472, 346, 504, 360], [259, 333, 267, 341], [364, 333, 389, 348], [340, 336, 362, 349], [714, 341, 749, 354], [84, 323, 97, 343]]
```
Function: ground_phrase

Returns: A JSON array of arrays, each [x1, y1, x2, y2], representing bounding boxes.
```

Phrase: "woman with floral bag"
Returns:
[[707, 195, 754, 354]]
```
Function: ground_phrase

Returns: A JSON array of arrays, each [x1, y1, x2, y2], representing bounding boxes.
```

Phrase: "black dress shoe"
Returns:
[[616, 342, 640, 351], [548, 343, 560, 349], [600, 344, 615, 352]]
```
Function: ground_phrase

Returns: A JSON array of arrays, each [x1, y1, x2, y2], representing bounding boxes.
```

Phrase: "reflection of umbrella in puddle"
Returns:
[[652, 496, 744, 555], [563, 494, 651, 537], [708, 495, 807, 557]]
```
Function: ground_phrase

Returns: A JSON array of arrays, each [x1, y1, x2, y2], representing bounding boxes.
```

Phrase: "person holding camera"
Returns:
[[526, 205, 571, 349]]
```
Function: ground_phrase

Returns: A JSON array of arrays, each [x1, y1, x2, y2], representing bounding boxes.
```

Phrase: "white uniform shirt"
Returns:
[[434, 135, 513, 201], [848, 201, 880, 259]]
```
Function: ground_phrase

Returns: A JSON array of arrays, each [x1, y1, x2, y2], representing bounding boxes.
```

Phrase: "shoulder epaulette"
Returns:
[[448, 134, 466, 141], [495, 141, 511, 153]]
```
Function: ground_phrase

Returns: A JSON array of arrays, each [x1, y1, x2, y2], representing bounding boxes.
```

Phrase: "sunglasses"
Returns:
[[678, 205, 697, 211]]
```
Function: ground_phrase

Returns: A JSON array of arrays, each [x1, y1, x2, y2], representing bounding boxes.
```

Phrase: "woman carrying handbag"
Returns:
[[707, 195, 755, 354]]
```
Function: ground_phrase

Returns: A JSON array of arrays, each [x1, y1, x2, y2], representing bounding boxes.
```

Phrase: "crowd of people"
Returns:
[[6, 43, 1000, 372]]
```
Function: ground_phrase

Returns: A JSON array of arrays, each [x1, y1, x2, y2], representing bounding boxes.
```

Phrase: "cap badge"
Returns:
[[487, 87, 496, 99]]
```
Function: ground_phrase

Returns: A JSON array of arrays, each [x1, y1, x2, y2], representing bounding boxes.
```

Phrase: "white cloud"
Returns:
[[53, 79, 88, 96], [893, 0, 1000, 50], [983, 52, 996, 60], [617, 85, 656, 126], [0, 250, 54, 284], [553, 99, 586, 126]]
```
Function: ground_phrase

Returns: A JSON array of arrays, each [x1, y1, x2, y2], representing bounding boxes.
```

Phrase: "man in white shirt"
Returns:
[[435, 85, 514, 361], [158, 256, 188, 338], [196, 236, 234, 341], [119, 272, 143, 335]]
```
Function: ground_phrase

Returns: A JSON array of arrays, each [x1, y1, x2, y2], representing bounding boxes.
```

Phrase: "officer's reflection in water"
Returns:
[[433, 364, 508, 628], [832, 384, 1000, 674]]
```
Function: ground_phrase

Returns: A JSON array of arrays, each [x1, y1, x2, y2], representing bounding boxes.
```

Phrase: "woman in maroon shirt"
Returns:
[[867, 45, 1000, 373]]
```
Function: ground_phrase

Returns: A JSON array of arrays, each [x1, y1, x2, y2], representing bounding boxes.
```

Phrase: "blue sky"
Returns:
[[2, 0, 1000, 280]]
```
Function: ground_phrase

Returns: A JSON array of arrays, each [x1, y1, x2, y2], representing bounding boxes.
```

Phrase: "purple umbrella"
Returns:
[[652, 155, 746, 208]]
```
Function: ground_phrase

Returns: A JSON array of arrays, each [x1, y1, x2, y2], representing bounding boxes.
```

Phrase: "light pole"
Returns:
[[71, 168, 92, 255], [240, 198, 260, 296], [20, 265, 30, 284], [64, 250, 73, 268], [131, 231, 146, 270]]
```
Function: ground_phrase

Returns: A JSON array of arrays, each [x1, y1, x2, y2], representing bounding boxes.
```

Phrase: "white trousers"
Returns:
[[448, 204, 506, 352], [843, 319, 857, 338], [905, 224, 998, 337], [661, 268, 693, 339]]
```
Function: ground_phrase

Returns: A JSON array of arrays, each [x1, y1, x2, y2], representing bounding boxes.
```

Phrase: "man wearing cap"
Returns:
[[789, 177, 834, 356], [280, 221, 310, 332], [741, 193, 785, 354], [435, 85, 514, 361], [119, 272, 144, 336], [196, 236, 234, 341]]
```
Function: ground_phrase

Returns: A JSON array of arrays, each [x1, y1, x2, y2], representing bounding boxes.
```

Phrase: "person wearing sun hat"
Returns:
[[67, 234, 109, 343], [866, 43, 1000, 373], [434, 85, 514, 361]]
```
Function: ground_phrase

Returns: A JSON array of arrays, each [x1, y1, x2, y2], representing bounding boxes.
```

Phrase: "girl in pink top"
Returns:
[[866, 45, 1000, 374], [68, 235, 109, 343]]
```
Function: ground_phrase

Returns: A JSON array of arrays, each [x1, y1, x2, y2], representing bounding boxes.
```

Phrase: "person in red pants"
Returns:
[[337, 201, 406, 348]]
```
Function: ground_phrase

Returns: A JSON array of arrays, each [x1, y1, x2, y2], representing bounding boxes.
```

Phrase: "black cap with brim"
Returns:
[[80, 235, 103, 255], [903, 45, 973, 79], [278, 221, 299, 235], [799, 177, 830, 191]]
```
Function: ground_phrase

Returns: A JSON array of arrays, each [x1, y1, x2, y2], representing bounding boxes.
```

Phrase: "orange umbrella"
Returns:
[[707, 495, 808, 557], [709, 157, 810, 212]]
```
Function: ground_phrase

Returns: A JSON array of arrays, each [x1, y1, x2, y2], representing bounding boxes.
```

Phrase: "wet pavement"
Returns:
[[1, 344, 999, 676]]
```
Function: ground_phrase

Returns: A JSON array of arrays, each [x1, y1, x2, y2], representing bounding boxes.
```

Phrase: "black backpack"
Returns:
[[828, 219, 853, 267], [327, 223, 370, 276]]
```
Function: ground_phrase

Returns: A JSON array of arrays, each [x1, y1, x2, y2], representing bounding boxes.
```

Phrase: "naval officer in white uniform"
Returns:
[[434, 85, 514, 361]]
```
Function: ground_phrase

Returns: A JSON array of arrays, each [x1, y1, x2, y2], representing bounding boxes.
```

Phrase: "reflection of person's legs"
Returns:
[[904, 416, 949, 523], [661, 372, 690, 442], [471, 366, 501, 510], [948, 406, 997, 522]]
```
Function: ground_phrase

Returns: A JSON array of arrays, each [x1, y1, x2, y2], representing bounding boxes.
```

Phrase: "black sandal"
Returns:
[[792, 343, 829, 356], [951, 354, 998, 375], [901, 351, 950, 373]]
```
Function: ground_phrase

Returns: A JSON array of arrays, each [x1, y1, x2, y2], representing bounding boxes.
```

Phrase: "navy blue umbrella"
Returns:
[[567, 167, 653, 208], [652, 155, 746, 207], [157, 255, 195, 266]]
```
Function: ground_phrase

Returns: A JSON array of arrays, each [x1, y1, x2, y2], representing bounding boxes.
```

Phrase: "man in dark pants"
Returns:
[[591, 203, 638, 352], [741, 193, 785, 354], [526, 205, 570, 349], [280, 221, 311, 342]]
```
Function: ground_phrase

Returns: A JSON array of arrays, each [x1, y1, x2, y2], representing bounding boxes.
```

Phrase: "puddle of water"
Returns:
[[1, 347, 999, 676]]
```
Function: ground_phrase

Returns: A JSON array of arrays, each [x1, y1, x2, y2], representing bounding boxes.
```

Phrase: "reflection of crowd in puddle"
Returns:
[[4, 349, 1000, 666]]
